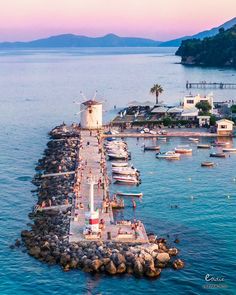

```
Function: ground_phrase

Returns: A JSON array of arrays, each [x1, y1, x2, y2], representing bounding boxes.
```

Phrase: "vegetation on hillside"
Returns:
[[176, 25, 236, 67]]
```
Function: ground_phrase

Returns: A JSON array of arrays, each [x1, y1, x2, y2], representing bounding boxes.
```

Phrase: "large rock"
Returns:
[[116, 263, 126, 274], [112, 253, 126, 266], [28, 246, 41, 258], [91, 259, 103, 271], [172, 259, 185, 270], [168, 248, 179, 256], [134, 260, 144, 277], [105, 261, 117, 275], [145, 266, 161, 278], [156, 253, 170, 263]]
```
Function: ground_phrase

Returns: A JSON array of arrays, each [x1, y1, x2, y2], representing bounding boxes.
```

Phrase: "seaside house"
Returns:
[[216, 119, 234, 136], [197, 115, 210, 127], [183, 93, 214, 113]]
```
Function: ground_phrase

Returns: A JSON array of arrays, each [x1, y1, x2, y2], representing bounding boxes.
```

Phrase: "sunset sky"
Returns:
[[1, 0, 235, 41]]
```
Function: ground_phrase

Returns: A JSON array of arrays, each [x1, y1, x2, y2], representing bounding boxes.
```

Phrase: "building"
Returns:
[[216, 119, 234, 136], [80, 100, 102, 129], [197, 115, 210, 127], [183, 93, 214, 112]]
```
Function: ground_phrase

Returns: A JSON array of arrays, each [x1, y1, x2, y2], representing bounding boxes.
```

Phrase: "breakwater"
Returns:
[[14, 124, 184, 278]]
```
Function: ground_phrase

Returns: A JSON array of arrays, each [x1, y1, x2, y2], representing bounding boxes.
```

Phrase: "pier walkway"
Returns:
[[69, 130, 149, 243], [186, 81, 236, 89]]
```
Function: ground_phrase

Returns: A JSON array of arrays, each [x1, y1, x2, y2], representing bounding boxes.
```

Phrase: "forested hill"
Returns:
[[175, 25, 236, 67]]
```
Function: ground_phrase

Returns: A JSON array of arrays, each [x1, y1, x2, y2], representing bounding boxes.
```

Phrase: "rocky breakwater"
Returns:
[[15, 123, 184, 278]]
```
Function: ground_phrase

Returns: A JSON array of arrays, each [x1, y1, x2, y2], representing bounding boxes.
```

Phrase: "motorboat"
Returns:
[[156, 151, 180, 160], [210, 152, 226, 158], [112, 167, 138, 176], [113, 175, 140, 184], [211, 141, 230, 147], [111, 162, 129, 167], [144, 145, 160, 151], [189, 137, 199, 142], [197, 144, 211, 149], [175, 145, 192, 154], [116, 192, 143, 198], [107, 153, 129, 160], [201, 161, 214, 167], [222, 148, 236, 153]]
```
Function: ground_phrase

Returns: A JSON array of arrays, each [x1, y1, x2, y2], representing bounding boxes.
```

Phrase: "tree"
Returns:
[[150, 84, 163, 105], [210, 115, 217, 126], [195, 101, 211, 115], [163, 116, 172, 126]]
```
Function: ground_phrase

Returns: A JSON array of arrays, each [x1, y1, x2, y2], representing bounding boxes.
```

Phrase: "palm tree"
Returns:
[[150, 84, 163, 105]]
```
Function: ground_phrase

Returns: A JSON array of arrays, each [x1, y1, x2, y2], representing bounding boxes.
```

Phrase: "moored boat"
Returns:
[[210, 152, 226, 158], [211, 141, 230, 147], [159, 137, 167, 141], [113, 175, 140, 184], [201, 161, 214, 167], [156, 151, 180, 160], [197, 144, 211, 149], [116, 192, 143, 198], [111, 162, 129, 167], [189, 137, 199, 142], [222, 148, 236, 153], [144, 145, 160, 151], [175, 145, 192, 154]]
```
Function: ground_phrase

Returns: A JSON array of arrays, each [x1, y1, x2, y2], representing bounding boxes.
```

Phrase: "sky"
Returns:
[[0, 0, 235, 41]]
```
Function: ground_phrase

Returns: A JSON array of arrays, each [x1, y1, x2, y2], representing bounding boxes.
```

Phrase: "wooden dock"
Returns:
[[186, 81, 236, 89], [69, 130, 149, 243]]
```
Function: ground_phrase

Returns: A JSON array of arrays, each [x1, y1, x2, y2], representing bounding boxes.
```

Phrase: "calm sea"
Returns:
[[0, 48, 236, 295]]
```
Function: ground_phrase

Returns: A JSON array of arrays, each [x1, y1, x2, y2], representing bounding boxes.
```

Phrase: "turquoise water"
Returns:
[[0, 48, 236, 294]]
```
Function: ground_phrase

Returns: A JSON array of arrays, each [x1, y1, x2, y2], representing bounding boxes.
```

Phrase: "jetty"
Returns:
[[69, 130, 149, 243], [186, 81, 236, 89]]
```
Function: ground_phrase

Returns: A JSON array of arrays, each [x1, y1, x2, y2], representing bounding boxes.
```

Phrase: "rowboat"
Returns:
[[197, 144, 211, 149], [189, 138, 199, 142], [156, 151, 180, 160], [201, 161, 214, 167], [144, 145, 160, 151], [116, 192, 143, 198], [210, 153, 226, 158], [222, 148, 236, 153], [111, 162, 129, 167], [175, 146, 192, 154]]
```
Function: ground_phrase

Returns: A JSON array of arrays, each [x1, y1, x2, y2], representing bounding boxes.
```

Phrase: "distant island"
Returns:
[[0, 17, 235, 49], [175, 25, 236, 67]]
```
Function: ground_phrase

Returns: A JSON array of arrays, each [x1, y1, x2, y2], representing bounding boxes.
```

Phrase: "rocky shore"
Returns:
[[13, 123, 184, 278]]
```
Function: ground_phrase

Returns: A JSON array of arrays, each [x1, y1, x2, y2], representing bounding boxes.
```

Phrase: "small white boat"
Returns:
[[112, 168, 138, 176], [116, 192, 143, 198], [175, 146, 192, 154], [211, 141, 230, 147], [222, 148, 236, 153], [156, 151, 180, 160], [111, 162, 129, 167], [149, 130, 157, 135], [113, 175, 139, 184], [189, 137, 199, 142], [107, 153, 128, 160], [197, 144, 211, 149]]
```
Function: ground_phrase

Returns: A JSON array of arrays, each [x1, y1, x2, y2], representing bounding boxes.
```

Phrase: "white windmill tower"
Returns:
[[74, 91, 103, 129]]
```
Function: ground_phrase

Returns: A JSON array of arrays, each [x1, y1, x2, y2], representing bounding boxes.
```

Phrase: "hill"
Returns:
[[160, 17, 236, 47], [0, 33, 162, 48], [175, 25, 236, 67]]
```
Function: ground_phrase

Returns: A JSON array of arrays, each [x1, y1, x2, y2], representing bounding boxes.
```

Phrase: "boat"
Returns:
[[175, 146, 192, 154], [144, 145, 160, 151], [222, 148, 236, 153], [211, 141, 230, 147], [112, 168, 138, 176], [113, 175, 140, 184], [159, 137, 167, 141], [201, 161, 214, 167], [189, 137, 199, 142], [156, 151, 180, 160], [116, 192, 143, 198], [210, 153, 226, 158], [111, 162, 129, 167], [197, 144, 211, 149], [107, 153, 128, 160]]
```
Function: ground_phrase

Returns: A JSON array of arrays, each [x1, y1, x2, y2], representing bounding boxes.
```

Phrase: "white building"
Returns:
[[183, 93, 214, 113], [80, 100, 102, 129], [216, 119, 234, 136]]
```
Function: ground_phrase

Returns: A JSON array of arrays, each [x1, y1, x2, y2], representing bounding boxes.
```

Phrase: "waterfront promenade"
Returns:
[[69, 130, 148, 243]]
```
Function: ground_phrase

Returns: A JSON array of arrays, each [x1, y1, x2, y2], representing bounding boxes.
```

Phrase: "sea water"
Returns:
[[0, 48, 236, 295]]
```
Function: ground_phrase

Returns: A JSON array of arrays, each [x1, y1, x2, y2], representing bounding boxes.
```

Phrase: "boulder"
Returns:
[[28, 246, 41, 258], [156, 253, 170, 263], [133, 260, 144, 277], [172, 259, 185, 270], [145, 266, 161, 278], [105, 261, 117, 275], [91, 259, 103, 271], [168, 248, 179, 256], [116, 263, 126, 274], [112, 253, 126, 266]]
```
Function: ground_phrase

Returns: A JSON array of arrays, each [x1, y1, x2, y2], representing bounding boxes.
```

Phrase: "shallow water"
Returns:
[[0, 48, 236, 294]]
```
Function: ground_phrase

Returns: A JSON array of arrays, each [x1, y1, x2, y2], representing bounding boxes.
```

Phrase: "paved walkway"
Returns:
[[69, 130, 149, 243]]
